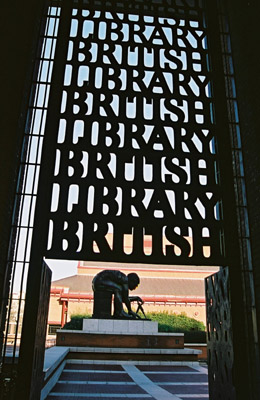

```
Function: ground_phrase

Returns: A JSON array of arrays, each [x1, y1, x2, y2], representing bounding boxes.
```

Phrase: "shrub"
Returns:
[[146, 311, 205, 332], [184, 330, 207, 343], [63, 313, 91, 330], [145, 311, 206, 343]]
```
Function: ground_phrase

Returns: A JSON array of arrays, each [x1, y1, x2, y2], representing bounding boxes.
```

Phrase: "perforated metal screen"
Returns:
[[33, 0, 226, 266]]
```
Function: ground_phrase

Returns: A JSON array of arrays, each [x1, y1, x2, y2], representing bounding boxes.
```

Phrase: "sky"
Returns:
[[45, 258, 78, 282]]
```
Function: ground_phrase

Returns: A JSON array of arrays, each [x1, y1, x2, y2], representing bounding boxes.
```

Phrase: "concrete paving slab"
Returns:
[[45, 361, 209, 400]]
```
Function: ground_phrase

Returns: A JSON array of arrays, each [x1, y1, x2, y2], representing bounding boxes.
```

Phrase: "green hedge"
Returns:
[[63, 311, 206, 343], [63, 314, 91, 330], [184, 330, 207, 343], [146, 311, 206, 343], [146, 311, 205, 332]]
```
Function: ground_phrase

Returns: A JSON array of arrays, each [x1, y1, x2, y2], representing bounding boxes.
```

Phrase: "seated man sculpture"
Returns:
[[92, 269, 142, 319]]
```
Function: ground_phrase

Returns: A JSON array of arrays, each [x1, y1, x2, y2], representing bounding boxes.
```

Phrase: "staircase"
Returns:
[[45, 359, 209, 400]]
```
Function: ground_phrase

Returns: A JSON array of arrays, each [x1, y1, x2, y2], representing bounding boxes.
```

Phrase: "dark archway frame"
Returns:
[[0, 1, 259, 399]]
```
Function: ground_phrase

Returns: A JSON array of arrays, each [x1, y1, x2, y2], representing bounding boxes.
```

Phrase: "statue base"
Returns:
[[56, 318, 185, 350], [83, 318, 157, 334], [56, 319, 202, 361]]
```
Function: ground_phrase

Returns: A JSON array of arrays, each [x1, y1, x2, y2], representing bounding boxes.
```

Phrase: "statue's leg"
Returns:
[[114, 290, 129, 317], [93, 280, 129, 318]]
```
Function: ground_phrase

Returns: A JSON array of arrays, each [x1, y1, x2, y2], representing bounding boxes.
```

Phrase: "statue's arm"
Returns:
[[129, 296, 143, 304], [122, 285, 131, 312], [122, 285, 140, 318]]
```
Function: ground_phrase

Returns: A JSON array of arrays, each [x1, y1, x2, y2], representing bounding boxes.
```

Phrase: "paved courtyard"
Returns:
[[46, 361, 209, 400]]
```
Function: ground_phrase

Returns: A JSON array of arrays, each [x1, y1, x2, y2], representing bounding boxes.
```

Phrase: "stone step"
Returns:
[[66, 346, 201, 362], [56, 330, 184, 349]]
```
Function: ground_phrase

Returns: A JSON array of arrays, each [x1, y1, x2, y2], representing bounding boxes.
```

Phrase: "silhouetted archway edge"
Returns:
[[0, 1, 259, 400]]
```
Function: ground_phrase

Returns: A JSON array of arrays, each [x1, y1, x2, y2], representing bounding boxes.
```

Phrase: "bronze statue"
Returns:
[[92, 269, 144, 319]]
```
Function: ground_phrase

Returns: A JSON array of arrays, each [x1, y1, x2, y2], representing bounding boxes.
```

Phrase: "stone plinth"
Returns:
[[56, 329, 184, 349], [55, 318, 202, 361], [82, 318, 158, 334]]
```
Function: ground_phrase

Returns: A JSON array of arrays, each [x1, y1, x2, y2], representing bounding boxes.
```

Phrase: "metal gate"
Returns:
[[206, 267, 236, 399]]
